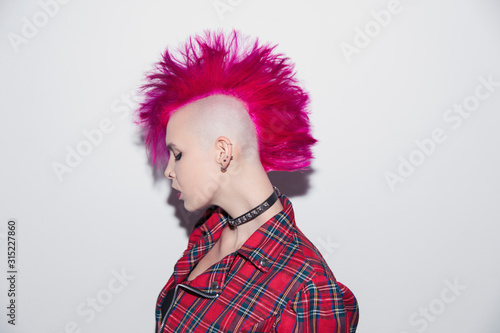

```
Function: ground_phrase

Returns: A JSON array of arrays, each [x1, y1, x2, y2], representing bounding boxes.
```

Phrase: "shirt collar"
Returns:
[[199, 192, 296, 273]]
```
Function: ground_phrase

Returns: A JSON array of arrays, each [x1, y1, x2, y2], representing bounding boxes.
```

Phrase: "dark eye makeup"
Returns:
[[174, 152, 182, 161]]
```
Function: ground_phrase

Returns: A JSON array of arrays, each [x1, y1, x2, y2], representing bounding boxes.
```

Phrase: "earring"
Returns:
[[220, 156, 233, 173], [221, 142, 233, 173]]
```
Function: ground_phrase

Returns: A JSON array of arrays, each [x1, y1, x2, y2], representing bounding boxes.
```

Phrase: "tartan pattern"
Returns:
[[156, 193, 359, 332]]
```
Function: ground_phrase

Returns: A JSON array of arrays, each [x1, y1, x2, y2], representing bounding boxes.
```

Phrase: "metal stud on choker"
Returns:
[[228, 186, 281, 227]]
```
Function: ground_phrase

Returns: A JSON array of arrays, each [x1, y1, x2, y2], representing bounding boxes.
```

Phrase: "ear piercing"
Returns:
[[221, 142, 233, 173], [221, 156, 233, 173]]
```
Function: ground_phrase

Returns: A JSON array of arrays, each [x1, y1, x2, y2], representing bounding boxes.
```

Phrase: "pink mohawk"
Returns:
[[134, 29, 317, 172]]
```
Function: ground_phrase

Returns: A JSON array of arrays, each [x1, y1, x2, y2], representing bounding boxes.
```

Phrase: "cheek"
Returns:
[[191, 166, 219, 201], [176, 161, 203, 189]]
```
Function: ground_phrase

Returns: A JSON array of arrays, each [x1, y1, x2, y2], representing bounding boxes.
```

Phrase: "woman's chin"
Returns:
[[182, 199, 198, 212], [183, 199, 212, 213]]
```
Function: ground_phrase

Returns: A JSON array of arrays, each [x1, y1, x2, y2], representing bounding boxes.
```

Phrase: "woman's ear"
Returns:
[[215, 136, 233, 167]]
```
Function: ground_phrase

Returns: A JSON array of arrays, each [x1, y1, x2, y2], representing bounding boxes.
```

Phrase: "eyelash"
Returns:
[[174, 152, 182, 161]]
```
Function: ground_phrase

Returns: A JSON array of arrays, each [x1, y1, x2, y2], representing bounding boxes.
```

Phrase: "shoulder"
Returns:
[[289, 223, 337, 284], [284, 224, 359, 330], [282, 222, 356, 305], [263, 219, 339, 306]]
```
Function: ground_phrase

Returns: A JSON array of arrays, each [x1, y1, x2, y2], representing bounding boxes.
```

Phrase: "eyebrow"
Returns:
[[166, 143, 177, 151]]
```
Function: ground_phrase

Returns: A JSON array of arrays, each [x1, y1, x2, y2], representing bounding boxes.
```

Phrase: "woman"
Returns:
[[135, 29, 359, 332]]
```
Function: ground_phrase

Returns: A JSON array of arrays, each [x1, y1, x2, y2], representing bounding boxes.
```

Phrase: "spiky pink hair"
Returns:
[[134, 29, 317, 172]]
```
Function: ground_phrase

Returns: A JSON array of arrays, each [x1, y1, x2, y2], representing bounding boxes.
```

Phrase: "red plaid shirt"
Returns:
[[156, 192, 359, 332]]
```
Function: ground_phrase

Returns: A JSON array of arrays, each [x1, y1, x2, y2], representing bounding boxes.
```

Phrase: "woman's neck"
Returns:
[[217, 198, 283, 254], [212, 167, 283, 253]]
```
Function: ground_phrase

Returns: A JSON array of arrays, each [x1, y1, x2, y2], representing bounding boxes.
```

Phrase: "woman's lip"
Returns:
[[177, 192, 182, 199]]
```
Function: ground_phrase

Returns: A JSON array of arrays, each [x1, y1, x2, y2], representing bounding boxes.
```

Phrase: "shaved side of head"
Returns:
[[178, 94, 260, 165]]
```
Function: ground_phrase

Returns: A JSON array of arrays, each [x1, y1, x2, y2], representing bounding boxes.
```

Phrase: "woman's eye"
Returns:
[[175, 152, 182, 161]]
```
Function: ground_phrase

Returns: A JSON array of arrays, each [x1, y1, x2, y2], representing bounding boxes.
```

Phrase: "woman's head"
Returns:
[[163, 94, 261, 211], [134, 29, 317, 173]]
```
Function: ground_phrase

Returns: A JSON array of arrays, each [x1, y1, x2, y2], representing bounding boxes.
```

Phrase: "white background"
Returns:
[[1, 0, 499, 332]]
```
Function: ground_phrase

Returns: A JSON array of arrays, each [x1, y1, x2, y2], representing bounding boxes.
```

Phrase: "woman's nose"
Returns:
[[164, 159, 175, 179], [165, 168, 175, 179]]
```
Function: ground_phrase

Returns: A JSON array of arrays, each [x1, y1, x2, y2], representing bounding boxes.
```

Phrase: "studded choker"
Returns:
[[227, 186, 280, 227]]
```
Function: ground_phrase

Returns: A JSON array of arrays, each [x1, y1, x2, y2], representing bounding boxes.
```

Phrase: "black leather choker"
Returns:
[[227, 186, 281, 227]]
